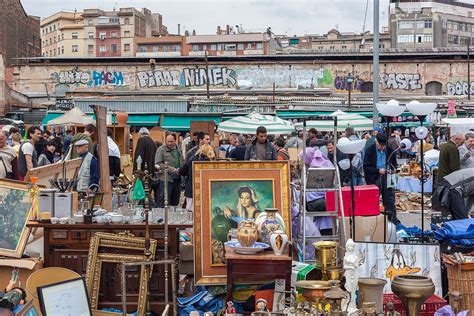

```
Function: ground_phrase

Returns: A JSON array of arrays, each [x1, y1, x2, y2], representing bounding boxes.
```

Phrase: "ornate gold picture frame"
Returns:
[[85, 232, 157, 315], [0, 179, 35, 258], [193, 161, 291, 285]]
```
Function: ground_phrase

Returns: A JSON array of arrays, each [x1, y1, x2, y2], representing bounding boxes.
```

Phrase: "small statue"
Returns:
[[225, 301, 236, 315], [341, 239, 360, 315], [256, 298, 269, 312]]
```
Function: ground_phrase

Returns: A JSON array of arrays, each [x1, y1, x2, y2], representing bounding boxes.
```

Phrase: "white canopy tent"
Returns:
[[441, 118, 474, 134], [217, 112, 295, 134], [295, 110, 373, 132], [46, 108, 95, 126]]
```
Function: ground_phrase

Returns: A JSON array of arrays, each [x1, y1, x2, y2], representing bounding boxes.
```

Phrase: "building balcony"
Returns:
[[243, 49, 264, 55]]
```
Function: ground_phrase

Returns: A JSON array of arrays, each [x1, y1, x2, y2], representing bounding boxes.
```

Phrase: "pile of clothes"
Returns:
[[432, 218, 474, 247]]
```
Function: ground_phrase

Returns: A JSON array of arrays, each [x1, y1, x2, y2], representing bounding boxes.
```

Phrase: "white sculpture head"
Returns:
[[346, 238, 355, 253]]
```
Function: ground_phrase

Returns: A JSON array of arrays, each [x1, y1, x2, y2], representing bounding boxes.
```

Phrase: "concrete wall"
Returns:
[[9, 58, 472, 98]]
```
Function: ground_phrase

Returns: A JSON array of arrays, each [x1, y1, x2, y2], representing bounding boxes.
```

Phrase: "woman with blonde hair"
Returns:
[[178, 144, 215, 211]]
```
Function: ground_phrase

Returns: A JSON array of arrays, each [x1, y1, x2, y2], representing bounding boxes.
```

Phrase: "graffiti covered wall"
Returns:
[[9, 59, 471, 97]]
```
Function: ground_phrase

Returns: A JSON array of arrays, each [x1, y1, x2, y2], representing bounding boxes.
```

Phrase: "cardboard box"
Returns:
[[341, 215, 397, 243], [326, 185, 380, 216], [0, 258, 43, 289]]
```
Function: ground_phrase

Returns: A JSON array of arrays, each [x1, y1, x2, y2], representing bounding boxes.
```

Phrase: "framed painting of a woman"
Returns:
[[193, 161, 291, 285]]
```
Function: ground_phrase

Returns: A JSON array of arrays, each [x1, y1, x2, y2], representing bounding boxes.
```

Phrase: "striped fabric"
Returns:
[[218, 112, 295, 134], [295, 110, 374, 132]]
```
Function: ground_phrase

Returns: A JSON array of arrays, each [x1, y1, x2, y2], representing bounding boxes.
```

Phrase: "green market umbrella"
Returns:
[[218, 112, 295, 134], [295, 110, 373, 132]]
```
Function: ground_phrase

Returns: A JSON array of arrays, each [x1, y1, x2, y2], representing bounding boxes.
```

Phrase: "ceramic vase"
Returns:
[[258, 208, 283, 244], [391, 275, 435, 316], [237, 220, 258, 247], [115, 111, 129, 125], [270, 230, 288, 255]]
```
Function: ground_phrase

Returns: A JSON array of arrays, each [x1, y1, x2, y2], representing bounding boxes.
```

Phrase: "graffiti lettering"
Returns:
[[380, 73, 422, 90], [447, 81, 474, 96], [334, 76, 365, 92], [52, 68, 131, 87], [137, 70, 181, 88]]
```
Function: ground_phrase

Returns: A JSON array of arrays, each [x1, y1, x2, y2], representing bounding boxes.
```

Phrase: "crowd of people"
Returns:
[[0, 122, 472, 222]]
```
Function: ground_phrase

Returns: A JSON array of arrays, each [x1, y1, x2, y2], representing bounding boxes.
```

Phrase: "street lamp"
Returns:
[[376, 99, 406, 242], [337, 138, 367, 240], [406, 100, 437, 243], [346, 75, 354, 107]]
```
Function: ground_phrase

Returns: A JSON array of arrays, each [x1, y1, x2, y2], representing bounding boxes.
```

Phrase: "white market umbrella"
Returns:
[[441, 118, 474, 134], [47, 108, 96, 126], [295, 110, 373, 132], [218, 112, 295, 134]]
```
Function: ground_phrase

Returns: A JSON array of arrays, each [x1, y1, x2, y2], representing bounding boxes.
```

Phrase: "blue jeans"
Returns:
[[351, 174, 365, 186]]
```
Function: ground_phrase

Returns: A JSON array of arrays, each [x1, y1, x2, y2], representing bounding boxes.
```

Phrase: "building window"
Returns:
[[416, 34, 432, 43], [61, 47, 64, 54], [460, 36, 471, 45], [124, 43, 130, 51], [173, 44, 180, 51], [53, 25, 56, 31], [88, 19, 93, 26], [152, 45, 158, 52], [448, 34, 459, 44], [163, 45, 169, 51], [99, 32, 106, 40], [318, 46, 324, 50], [124, 31, 130, 37], [139, 45, 146, 52], [111, 44, 117, 52], [53, 48, 56, 55], [342, 45, 347, 49], [124, 18, 130, 24], [72, 32, 78, 39], [210, 44, 217, 50], [99, 46, 107, 52], [192, 44, 199, 51], [58, 35, 60, 42], [72, 45, 78, 52], [425, 20, 433, 28], [111, 31, 118, 38], [330, 45, 335, 49], [256, 43, 263, 49], [246, 43, 252, 49], [237, 43, 244, 50], [398, 21, 414, 29], [88, 32, 94, 39], [88, 45, 94, 53], [49, 38, 52, 44], [53, 37, 56, 43], [397, 34, 414, 43], [62, 34, 64, 40]]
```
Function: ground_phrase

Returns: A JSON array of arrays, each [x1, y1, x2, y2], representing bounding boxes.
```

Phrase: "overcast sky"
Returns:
[[22, 0, 394, 35]]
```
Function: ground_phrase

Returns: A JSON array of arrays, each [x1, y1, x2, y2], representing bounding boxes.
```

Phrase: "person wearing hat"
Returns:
[[75, 139, 99, 194], [133, 127, 159, 203], [364, 127, 382, 150], [363, 133, 399, 225]]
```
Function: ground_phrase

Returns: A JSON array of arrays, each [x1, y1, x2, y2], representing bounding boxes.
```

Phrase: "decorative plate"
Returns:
[[224, 241, 270, 255]]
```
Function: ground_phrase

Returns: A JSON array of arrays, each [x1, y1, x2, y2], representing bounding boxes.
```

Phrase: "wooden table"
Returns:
[[26, 221, 191, 315], [225, 246, 292, 306]]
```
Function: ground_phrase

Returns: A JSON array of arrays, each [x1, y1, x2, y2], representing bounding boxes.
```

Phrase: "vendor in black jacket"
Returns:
[[363, 133, 400, 225]]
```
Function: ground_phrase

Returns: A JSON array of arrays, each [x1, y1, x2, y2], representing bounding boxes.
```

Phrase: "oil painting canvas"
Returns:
[[193, 161, 291, 285], [0, 180, 34, 258]]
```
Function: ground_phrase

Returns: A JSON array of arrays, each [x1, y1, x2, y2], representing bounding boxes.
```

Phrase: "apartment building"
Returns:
[[0, 0, 40, 65], [41, 7, 167, 57], [390, 0, 474, 48]]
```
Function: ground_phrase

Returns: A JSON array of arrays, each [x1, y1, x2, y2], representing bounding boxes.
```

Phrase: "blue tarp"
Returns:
[[432, 218, 474, 240]]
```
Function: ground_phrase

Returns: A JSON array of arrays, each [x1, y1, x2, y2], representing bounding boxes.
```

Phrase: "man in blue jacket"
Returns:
[[363, 133, 399, 225]]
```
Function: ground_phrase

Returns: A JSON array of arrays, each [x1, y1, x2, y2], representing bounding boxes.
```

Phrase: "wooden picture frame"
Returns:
[[0, 179, 36, 258], [85, 232, 157, 315], [25, 158, 82, 187], [37, 277, 92, 316], [193, 161, 291, 285]]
